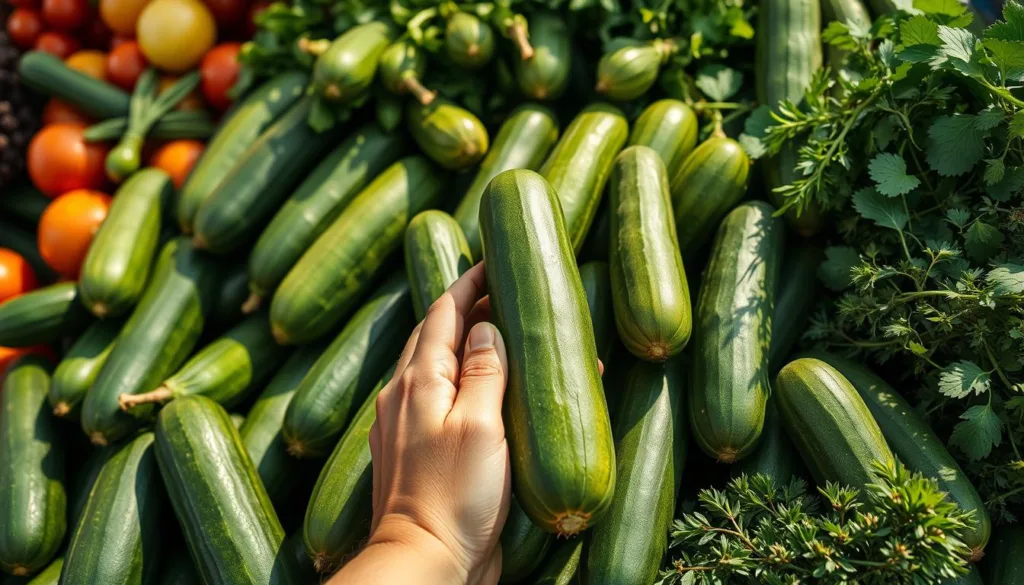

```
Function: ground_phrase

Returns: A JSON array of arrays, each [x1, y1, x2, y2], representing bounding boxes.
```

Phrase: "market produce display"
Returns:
[[0, 0, 1022, 583]]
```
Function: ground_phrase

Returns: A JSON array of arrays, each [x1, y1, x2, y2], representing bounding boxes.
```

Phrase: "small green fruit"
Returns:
[[445, 13, 495, 69], [379, 40, 436, 105], [407, 99, 489, 171], [595, 40, 673, 102]]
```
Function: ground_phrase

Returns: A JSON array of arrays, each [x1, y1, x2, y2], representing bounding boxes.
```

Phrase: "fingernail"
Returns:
[[469, 323, 496, 351]]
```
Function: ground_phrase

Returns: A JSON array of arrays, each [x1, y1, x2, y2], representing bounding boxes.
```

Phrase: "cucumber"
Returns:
[[208, 262, 248, 334], [0, 357, 65, 577], [191, 97, 346, 254], [0, 221, 57, 284], [404, 211, 473, 321], [445, 12, 494, 69], [50, 318, 121, 419], [768, 244, 823, 374], [579, 261, 614, 364], [668, 137, 750, 257], [731, 398, 802, 482], [1, 556, 63, 585], [453, 104, 559, 260], [304, 369, 392, 573], [81, 238, 219, 446], [627, 99, 699, 173], [155, 396, 301, 585], [312, 22, 394, 103], [0, 282, 91, 347], [85, 110, 216, 143], [269, 156, 444, 345], [118, 313, 284, 413], [18, 51, 129, 119], [800, 350, 991, 557], [282, 275, 413, 458], [515, 12, 571, 100], [176, 72, 308, 233], [1, 183, 49, 227], [499, 499, 553, 582], [68, 445, 114, 524], [79, 168, 173, 318], [282, 530, 318, 583], [540, 103, 628, 254], [479, 169, 615, 535], [157, 551, 200, 585], [689, 202, 783, 462], [578, 206, 610, 263], [407, 99, 489, 171], [983, 525, 1024, 585], [534, 539, 582, 585], [609, 146, 691, 362], [774, 358, 895, 488], [595, 41, 671, 102], [955, 567, 983, 585], [378, 40, 436, 105], [246, 124, 407, 309], [61, 433, 162, 585], [585, 359, 686, 585]]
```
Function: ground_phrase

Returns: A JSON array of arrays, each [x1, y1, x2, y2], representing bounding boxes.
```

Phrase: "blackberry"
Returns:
[[0, 4, 41, 188]]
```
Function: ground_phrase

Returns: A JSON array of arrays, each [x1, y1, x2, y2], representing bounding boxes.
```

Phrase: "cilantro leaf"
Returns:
[[945, 207, 971, 229], [739, 105, 774, 159], [964, 220, 1005, 261], [868, 153, 921, 196], [899, 44, 941, 62], [989, 263, 1024, 295], [914, 0, 967, 16], [984, 0, 1024, 42], [823, 21, 856, 50], [695, 65, 743, 102], [819, 246, 860, 291], [983, 39, 1024, 82], [901, 15, 941, 45], [938, 360, 991, 398], [935, 26, 981, 75], [950, 404, 1003, 461], [852, 187, 908, 231], [926, 114, 989, 176]]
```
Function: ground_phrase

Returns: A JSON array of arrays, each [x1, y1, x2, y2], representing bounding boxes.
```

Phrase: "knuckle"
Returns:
[[461, 355, 503, 380]]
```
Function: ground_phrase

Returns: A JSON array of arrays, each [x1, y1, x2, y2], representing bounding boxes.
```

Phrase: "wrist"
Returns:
[[366, 515, 471, 585]]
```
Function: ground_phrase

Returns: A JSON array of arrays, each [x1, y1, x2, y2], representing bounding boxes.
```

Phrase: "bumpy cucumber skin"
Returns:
[[407, 100, 490, 171], [247, 125, 407, 302], [453, 104, 559, 260], [313, 22, 394, 102], [515, 12, 571, 100], [269, 156, 444, 345], [983, 525, 1024, 585], [627, 99, 699, 173], [0, 282, 91, 347], [533, 539, 583, 585], [775, 358, 895, 488], [49, 318, 122, 419], [732, 398, 802, 482], [540, 104, 628, 254], [499, 498, 553, 582], [0, 357, 66, 577], [768, 244, 823, 374], [61, 433, 162, 585], [480, 169, 615, 535], [282, 275, 413, 458], [689, 202, 783, 463], [579, 261, 614, 364], [404, 211, 474, 321], [609, 146, 691, 362]]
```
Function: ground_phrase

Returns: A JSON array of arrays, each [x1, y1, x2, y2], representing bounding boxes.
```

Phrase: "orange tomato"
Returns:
[[34, 31, 79, 58], [199, 42, 240, 111], [7, 8, 44, 49], [106, 40, 146, 91], [42, 99, 93, 126], [41, 0, 89, 30], [136, 0, 215, 73], [150, 140, 204, 188], [100, 0, 150, 36], [65, 50, 109, 80], [0, 345, 55, 377], [0, 248, 39, 304], [158, 75, 205, 110], [38, 189, 112, 278], [28, 123, 109, 198]]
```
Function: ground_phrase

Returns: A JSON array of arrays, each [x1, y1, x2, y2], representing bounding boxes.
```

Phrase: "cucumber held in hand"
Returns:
[[379, 39, 436, 105], [407, 99, 489, 171], [50, 318, 122, 419], [312, 22, 394, 103], [628, 99, 699, 173], [404, 211, 473, 320], [445, 12, 495, 69], [515, 12, 571, 100], [480, 169, 615, 535], [0, 282, 91, 347], [595, 39, 675, 102], [500, 498, 553, 582], [579, 261, 614, 364], [609, 146, 691, 362]]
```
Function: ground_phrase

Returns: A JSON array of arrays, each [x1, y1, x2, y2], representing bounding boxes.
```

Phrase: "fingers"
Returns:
[[393, 321, 424, 378], [474, 545, 502, 585], [368, 419, 384, 532], [409, 264, 487, 383], [450, 322, 508, 427]]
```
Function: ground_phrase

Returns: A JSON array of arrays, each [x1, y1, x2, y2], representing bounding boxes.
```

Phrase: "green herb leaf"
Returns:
[[938, 360, 991, 398], [1010, 111, 1024, 138], [869, 153, 921, 196], [983, 39, 1024, 82], [853, 187, 909, 231], [946, 207, 971, 228], [926, 114, 989, 177], [984, 0, 1024, 42], [964, 220, 1005, 261], [950, 404, 1003, 461], [820, 246, 860, 291], [901, 15, 941, 45], [989, 263, 1024, 295], [915, 0, 968, 17], [695, 64, 743, 102]]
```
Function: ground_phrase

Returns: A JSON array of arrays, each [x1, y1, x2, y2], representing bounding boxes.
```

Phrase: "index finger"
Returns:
[[412, 262, 487, 361]]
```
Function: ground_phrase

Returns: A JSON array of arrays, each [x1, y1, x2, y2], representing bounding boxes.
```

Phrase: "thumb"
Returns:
[[451, 322, 508, 423]]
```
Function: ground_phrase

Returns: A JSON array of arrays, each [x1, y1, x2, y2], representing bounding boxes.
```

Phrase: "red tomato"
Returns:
[[199, 42, 240, 111], [42, 99, 93, 126], [245, 0, 267, 38], [38, 189, 112, 278], [34, 31, 80, 58], [0, 248, 39, 304], [7, 0, 39, 9], [202, 0, 246, 30], [6, 8, 43, 49], [105, 40, 146, 91], [41, 0, 90, 30], [27, 123, 109, 198], [81, 17, 113, 49]]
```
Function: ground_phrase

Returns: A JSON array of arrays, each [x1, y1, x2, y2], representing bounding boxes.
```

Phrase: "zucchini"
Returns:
[[579, 261, 614, 364], [800, 350, 991, 557], [379, 40, 436, 105], [445, 12, 494, 69], [609, 146, 691, 362], [689, 202, 783, 462], [84, 110, 216, 143], [208, 262, 249, 334], [304, 369, 393, 573], [154, 396, 301, 585], [453, 104, 559, 260], [768, 244, 823, 374], [774, 358, 895, 488], [0, 282, 91, 347], [50, 318, 121, 419], [61, 433, 162, 585], [81, 238, 219, 446], [731, 398, 802, 482], [1, 556, 63, 585], [312, 23, 394, 103], [499, 499, 553, 582], [157, 551, 199, 585], [0, 357, 65, 577], [983, 525, 1024, 585], [191, 97, 346, 254], [515, 12, 571, 100], [269, 156, 444, 345], [627, 99, 699, 173], [479, 169, 615, 535], [534, 539, 583, 585], [118, 313, 284, 412], [578, 206, 610, 263], [0, 221, 57, 284], [585, 359, 686, 585], [176, 71, 309, 233], [79, 168, 173, 318], [407, 99, 489, 171], [404, 211, 474, 320], [540, 103, 628, 254], [595, 41, 671, 102], [68, 445, 114, 524], [282, 275, 413, 458], [18, 51, 129, 119], [246, 124, 407, 309], [1, 183, 49, 227]]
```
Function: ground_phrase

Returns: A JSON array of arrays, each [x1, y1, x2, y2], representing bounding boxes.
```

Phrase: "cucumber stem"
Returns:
[[405, 76, 437, 105], [119, 386, 173, 411], [298, 37, 331, 56], [508, 21, 534, 60], [241, 293, 262, 315], [52, 402, 71, 418], [554, 511, 591, 536]]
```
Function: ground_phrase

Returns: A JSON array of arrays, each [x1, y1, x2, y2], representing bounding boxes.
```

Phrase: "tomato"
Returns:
[[7, 0, 39, 9], [150, 139, 204, 188], [38, 189, 112, 278], [245, 0, 267, 38], [199, 42, 240, 111], [81, 17, 113, 49], [109, 33, 132, 49], [136, 0, 215, 73], [42, 99, 93, 126], [105, 40, 146, 91], [41, 0, 89, 30], [158, 75, 205, 110], [99, 0, 150, 36], [202, 0, 245, 30], [65, 50, 109, 80], [34, 31, 79, 58], [0, 346, 55, 377], [27, 123, 109, 198], [6, 8, 43, 49], [0, 248, 39, 305]]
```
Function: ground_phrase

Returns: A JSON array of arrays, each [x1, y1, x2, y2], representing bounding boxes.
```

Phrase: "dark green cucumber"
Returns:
[[609, 146, 691, 362], [191, 97, 346, 254], [515, 12, 571, 100], [269, 156, 444, 345], [68, 445, 114, 524], [689, 202, 783, 462], [79, 168, 172, 318], [81, 238, 220, 446], [1, 183, 49, 227], [775, 358, 894, 488], [378, 40, 436, 104], [404, 211, 473, 320], [177, 71, 308, 234], [668, 137, 750, 257], [18, 51, 129, 119], [445, 12, 494, 69], [0, 282, 91, 347], [585, 359, 686, 585], [453, 104, 559, 260], [312, 22, 394, 103], [119, 313, 284, 413], [578, 206, 610, 263], [2, 556, 63, 585], [731, 398, 802, 482], [246, 124, 407, 308], [540, 103, 628, 254], [157, 551, 200, 585], [208, 262, 248, 334], [534, 539, 582, 585], [61, 433, 162, 585], [0, 357, 65, 577], [407, 99, 489, 171], [0, 221, 57, 284], [282, 275, 413, 458], [50, 318, 121, 419], [500, 498, 553, 582], [983, 525, 1024, 585], [155, 396, 301, 585], [628, 99, 699, 173], [85, 110, 215, 143], [768, 244, 823, 374], [480, 169, 615, 535], [304, 369, 392, 573], [801, 350, 991, 557], [579, 261, 614, 364]]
